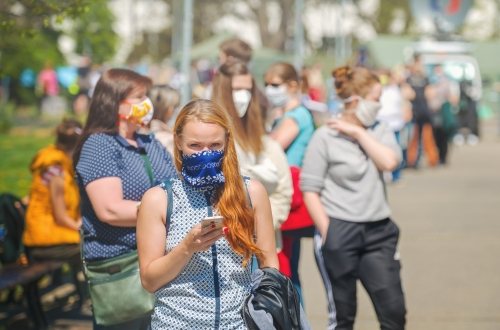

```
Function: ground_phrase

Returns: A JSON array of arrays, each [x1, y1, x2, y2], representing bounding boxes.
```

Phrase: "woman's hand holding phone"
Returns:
[[182, 216, 225, 253], [201, 216, 224, 232]]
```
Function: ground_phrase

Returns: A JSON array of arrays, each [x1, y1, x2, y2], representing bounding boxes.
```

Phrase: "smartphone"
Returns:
[[201, 215, 224, 231]]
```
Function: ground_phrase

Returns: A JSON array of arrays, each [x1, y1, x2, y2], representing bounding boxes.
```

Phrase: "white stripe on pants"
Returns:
[[313, 230, 337, 329]]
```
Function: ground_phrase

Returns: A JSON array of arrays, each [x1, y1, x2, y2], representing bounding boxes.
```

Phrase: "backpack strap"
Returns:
[[242, 176, 259, 272]]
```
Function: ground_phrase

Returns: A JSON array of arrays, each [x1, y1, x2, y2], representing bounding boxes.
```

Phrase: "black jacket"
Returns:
[[242, 267, 310, 330]]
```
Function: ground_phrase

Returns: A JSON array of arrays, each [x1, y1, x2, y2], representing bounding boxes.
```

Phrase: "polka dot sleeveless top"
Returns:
[[151, 178, 252, 330]]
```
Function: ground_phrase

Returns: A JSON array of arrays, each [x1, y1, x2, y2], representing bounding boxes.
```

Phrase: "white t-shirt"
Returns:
[[377, 84, 406, 132]]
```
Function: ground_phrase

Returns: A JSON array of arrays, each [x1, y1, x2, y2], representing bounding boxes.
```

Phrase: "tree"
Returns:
[[1, 1, 116, 76], [70, 1, 117, 64], [189, 0, 413, 51], [187, 0, 295, 51], [0, 1, 87, 76], [372, 0, 413, 35], [231, 0, 295, 50], [0, 1, 116, 104], [0, 0, 89, 37]]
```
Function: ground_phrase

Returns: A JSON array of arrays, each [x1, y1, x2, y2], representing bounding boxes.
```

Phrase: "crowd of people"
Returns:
[[17, 36, 483, 330]]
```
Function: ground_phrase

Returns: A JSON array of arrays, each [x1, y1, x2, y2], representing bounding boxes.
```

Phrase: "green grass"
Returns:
[[0, 134, 53, 197], [0, 101, 83, 197]]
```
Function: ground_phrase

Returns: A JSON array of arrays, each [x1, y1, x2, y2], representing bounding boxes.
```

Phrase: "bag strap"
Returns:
[[243, 177, 253, 209], [140, 153, 155, 186], [162, 179, 174, 229], [79, 229, 90, 278]]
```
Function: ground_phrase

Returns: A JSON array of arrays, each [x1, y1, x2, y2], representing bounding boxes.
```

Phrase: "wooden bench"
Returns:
[[0, 260, 64, 329]]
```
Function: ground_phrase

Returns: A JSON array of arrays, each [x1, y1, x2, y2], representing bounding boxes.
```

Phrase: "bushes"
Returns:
[[0, 103, 15, 134]]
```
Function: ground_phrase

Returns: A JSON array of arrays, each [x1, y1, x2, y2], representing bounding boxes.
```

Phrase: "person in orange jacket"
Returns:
[[23, 118, 82, 265]]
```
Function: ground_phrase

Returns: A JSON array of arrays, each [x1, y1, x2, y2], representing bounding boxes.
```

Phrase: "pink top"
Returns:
[[38, 69, 59, 96]]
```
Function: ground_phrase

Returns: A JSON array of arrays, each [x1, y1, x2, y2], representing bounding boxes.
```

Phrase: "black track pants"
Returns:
[[321, 218, 406, 330]]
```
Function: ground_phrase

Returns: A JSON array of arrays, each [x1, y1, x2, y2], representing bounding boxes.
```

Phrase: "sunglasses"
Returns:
[[264, 82, 283, 88]]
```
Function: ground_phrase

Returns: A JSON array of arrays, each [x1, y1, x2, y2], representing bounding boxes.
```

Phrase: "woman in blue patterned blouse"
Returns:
[[137, 99, 279, 329], [74, 68, 176, 329]]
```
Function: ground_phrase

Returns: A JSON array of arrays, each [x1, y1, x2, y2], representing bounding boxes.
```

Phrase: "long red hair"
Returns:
[[173, 99, 261, 266]]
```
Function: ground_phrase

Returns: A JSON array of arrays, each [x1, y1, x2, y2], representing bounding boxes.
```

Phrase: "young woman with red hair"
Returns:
[[137, 99, 279, 329]]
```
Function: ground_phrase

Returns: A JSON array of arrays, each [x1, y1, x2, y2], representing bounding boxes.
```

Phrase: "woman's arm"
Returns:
[[327, 119, 399, 171], [301, 129, 330, 241], [241, 154, 279, 194], [270, 117, 299, 150], [401, 83, 415, 101], [85, 177, 139, 227], [303, 192, 329, 242], [249, 180, 279, 269], [49, 176, 81, 231], [356, 129, 400, 171], [262, 137, 292, 228], [137, 187, 224, 293]]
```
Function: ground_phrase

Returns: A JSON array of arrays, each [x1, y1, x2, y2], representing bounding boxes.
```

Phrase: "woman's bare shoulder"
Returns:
[[141, 186, 167, 205], [247, 179, 268, 203]]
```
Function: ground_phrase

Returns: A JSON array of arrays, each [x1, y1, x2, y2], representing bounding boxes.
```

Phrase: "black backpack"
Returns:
[[0, 193, 27, 265]]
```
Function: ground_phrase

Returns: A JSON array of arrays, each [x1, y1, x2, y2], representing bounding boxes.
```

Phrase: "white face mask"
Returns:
[[232, 89, 252, 118], [354, 97, 381, 127], [265, 85, 288, 108]]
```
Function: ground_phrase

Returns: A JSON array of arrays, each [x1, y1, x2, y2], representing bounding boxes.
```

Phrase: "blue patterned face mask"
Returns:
[[181, 149, 225, 189]]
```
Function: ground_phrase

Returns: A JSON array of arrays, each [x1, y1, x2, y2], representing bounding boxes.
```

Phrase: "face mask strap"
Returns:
[[118, 112, 129, 119], [342, 95, 360, 104]]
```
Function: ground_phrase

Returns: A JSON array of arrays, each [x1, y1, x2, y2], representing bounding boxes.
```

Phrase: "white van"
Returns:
[[410, 39, 482, 101]]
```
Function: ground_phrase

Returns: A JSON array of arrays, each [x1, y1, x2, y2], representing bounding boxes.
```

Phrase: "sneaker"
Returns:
[[467, 134, 479, 146], [453, 134, 465, 146]]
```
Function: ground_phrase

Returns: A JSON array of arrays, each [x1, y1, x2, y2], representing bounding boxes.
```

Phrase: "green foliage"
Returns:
[[128, 29, 173, 63], [0, 28, 65, 78], [0, 1, 86, 77], [71, 1, 117, 64], [0, 134, 53, 197], [376, 0, 413, 34], [0, 0, 90, 35], [0, 1, 116, 78]]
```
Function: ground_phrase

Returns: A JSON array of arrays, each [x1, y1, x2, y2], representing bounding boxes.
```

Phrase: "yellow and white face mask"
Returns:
[[119, 97, 154, 126]]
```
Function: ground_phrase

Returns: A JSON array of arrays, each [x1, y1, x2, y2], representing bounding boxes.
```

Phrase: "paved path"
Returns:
[[301, 119, 500, 329]]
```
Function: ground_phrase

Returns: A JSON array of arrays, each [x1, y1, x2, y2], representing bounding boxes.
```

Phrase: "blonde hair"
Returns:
[[332, 66, 379, 100], [149, 85, 180, 123], [173, 99, 261, 266], [265, 62, 300, 84]]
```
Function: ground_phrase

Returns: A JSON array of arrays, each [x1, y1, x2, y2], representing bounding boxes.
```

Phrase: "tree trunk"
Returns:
[[249, 0, 293, 50]]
